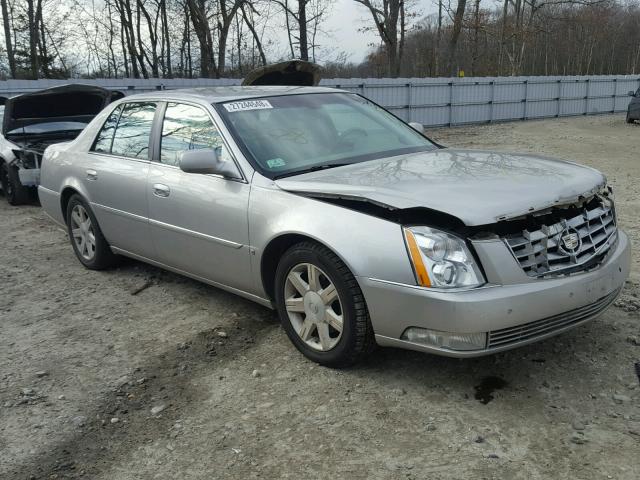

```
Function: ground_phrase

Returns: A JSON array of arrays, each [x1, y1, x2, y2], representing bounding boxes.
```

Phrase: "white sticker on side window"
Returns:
[[223, 100, 273, 112]]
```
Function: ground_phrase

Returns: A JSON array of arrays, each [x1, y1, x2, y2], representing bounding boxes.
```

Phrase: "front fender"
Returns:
[[248, 176, 417, 298]]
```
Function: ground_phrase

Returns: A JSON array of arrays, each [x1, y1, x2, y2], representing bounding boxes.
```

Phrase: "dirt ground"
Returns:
[[1, 114, 638, 480]]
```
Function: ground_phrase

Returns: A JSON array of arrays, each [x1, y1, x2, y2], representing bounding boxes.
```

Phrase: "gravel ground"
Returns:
[[1, 114, 638, 480]]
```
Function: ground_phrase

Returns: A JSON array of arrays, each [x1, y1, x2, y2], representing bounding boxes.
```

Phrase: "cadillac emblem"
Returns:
[[559, 228, 581, 254]]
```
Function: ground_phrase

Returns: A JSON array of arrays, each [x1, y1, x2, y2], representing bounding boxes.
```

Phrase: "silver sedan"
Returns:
[[39, 87, 631, 367]]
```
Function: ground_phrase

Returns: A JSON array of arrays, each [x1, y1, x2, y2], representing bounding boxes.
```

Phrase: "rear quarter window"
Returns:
[[92, 106, 122, 153]]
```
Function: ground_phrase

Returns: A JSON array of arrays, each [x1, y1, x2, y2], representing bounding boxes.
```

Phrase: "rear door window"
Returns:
[[109, 102, 157, 160]]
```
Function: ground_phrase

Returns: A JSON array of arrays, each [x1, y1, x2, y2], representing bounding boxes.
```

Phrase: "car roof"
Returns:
[[122, 85, 348, 104]]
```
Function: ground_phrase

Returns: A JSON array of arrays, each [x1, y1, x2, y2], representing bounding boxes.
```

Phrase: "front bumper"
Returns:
[[358, 230, 631, 357]]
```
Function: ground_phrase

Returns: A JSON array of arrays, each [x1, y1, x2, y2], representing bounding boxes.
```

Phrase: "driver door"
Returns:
[[147, 102, 253, 293]]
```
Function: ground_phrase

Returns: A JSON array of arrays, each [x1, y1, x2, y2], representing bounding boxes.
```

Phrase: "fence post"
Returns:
[[523, 79, 529, 120], [584, 78, 590, 115], [449, 81, 454, 126], [556, 79, 562, 118], [489, 80, 495, 123], [612, 78, 617, 113], [407, 82, 413, 122]]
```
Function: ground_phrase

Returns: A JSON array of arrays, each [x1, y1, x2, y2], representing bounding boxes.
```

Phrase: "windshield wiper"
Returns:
[[275, 163, 349, 179]]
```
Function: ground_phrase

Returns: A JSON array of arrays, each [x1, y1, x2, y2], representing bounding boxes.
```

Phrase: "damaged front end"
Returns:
[[11, 147, 42, 187], [494, 188, 618, 278], [291, 184, 618, 280], [1, 84, 119, 201]]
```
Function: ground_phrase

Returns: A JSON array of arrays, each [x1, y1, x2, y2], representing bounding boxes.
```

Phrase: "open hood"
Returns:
[[275, 149, 606, 226], [242, 60, 321, 86], [2, 84, 115, 134]]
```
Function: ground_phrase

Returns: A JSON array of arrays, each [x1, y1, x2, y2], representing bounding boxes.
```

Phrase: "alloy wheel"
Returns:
[[70, 204, 96, 261], [284, 263, 344, 351]]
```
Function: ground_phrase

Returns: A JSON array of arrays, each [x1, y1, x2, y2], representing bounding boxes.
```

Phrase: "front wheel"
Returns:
[[274, 242, 375, 368], [66, 194, 117, 270], [0, 162, 31, 205]]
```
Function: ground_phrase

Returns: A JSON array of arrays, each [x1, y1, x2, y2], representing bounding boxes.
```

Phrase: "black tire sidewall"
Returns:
[[1, 163, 30, 205], [66, 194, 113, 269], [274, 244, 362, 366]]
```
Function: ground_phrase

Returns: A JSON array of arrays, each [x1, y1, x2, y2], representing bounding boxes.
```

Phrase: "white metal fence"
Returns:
[[1, 75, 638, 127]]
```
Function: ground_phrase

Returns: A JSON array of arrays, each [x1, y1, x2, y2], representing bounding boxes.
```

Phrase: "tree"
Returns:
[[1, 0, 16, 77], [274, 0, 332, 62], [353, 0, 409, 77], [447, 0, 467, 76]]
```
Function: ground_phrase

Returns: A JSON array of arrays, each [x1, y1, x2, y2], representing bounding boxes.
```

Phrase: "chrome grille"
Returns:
[[504, 200, 617, 277], [488, 288, 620, 348]]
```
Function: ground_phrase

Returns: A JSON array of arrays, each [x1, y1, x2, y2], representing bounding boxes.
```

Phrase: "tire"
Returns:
[[274, 241, 376, 368], [0, 161, 31, 205], [66, 194, 117, 270], [627, 110, 635, 124]]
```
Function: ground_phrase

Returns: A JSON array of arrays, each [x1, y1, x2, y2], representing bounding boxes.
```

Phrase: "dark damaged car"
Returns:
[[0, 84, 122, 205]]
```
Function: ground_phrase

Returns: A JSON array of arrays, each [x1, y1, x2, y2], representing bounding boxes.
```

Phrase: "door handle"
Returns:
[[86, 169, 98, 181], [153, 183, 170, 198]]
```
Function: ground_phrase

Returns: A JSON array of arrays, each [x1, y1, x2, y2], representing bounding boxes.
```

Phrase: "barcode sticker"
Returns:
[[223, 100, 273, 112]]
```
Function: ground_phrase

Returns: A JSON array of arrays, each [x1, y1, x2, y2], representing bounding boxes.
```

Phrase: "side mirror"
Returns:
[[408, 122, 424, 134], [629, 91, 637, 97], [179, 148, 241, 179]]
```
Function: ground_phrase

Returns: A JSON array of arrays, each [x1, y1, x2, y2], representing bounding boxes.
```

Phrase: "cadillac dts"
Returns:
[[38, 87, 631, 367]]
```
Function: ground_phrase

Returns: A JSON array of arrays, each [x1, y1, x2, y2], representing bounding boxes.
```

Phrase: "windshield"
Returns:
[[7, 121, 87, 136], [217, 93, 437, 178]]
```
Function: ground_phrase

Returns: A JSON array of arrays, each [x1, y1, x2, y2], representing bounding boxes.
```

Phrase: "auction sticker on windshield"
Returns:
[[223, 100, 273, 112]]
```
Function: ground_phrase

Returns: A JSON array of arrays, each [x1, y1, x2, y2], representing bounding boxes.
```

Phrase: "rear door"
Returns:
[[147, 101, 253, 293], [85, 101, 156, 258]]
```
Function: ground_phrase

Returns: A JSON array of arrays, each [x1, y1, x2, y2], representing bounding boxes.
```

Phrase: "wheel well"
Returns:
[[261, 233, 319, 301], [60, 187, 80, 224]]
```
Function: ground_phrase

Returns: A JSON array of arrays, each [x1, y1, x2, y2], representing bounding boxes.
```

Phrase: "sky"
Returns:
[[322, 0, 438, 62]]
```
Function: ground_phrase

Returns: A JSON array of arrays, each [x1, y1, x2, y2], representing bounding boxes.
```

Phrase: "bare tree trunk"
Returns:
[[161, 0, 172, 77], [27, 0, 40, 78], [134, 1, 150, 77], [116, 0, 141, 77], [435, 0, 442, 76], [107, 1, 118, 77], [1, 0, 16, 77], [471, 0, 480, 76], [241, 3, 266, 66], [498, 0, 508, 75], [37, 0, 50, 77], [353, 0, 403, 77], [284, 0, 296, 58], [216, 0, 244, 78], [138, 0, 159, 77], [120, 21, 131, 77], [448, 0, 467, 76], [187, 0, 216, 77], [298, 0, 308, 61]]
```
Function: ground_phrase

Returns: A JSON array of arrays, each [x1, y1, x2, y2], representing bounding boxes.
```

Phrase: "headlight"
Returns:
[[403, 226, 485, 289]]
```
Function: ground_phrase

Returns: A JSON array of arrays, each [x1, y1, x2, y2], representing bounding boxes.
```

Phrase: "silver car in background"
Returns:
[[39, 86, 631, 367]]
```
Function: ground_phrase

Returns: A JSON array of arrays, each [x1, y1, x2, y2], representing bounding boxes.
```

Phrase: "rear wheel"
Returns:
[[0, 162, 31, 205], [66, 194, 117, 270], [274, 241, 375, 368]]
